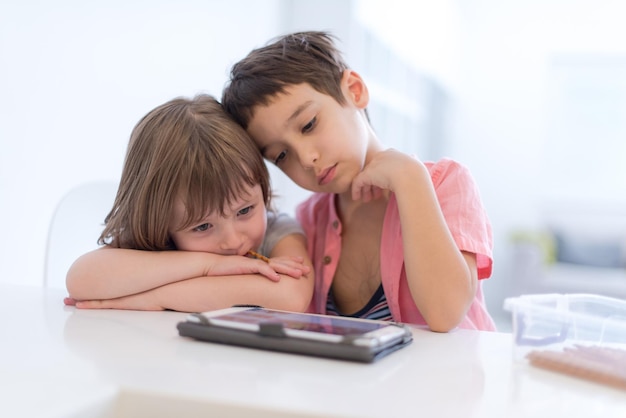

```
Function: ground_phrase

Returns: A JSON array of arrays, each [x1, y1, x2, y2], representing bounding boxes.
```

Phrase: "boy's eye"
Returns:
[[193, 223, 211, 232], [273, 150, 287, 165], [302, 117, 316, 133], [238, 205, 253, 216]]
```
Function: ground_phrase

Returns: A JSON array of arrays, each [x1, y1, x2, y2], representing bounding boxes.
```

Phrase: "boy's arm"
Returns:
[[67, 233, 314, 312], [352, 150, 476, 332], [66, 246, 301, 301]]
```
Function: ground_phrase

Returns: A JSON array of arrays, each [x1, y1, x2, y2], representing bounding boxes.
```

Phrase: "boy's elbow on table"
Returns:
[[424, 309, 466, 333], [427, 320, 459, 333]]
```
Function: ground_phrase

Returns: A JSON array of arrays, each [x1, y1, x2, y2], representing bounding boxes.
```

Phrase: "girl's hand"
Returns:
[[267, 255, 311, 279], [205, 254, 309, 282], [205, 254, 282, 282]]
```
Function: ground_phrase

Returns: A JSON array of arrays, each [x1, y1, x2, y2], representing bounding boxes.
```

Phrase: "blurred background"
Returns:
[[2, 0, 625, 331]]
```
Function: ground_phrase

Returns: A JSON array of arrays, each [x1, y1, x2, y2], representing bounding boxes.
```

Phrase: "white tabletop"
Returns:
[[2, 284, 625, 418]]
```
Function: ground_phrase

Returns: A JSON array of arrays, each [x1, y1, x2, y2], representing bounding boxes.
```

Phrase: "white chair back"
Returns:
[[44, 181, 118, 288]]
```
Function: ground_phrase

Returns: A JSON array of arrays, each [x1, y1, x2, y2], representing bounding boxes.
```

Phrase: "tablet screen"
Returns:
[[212, 308, 388, 336]]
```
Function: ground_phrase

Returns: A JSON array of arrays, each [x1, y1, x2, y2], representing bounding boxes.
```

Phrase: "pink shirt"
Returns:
[[296, 158, 496, 331]]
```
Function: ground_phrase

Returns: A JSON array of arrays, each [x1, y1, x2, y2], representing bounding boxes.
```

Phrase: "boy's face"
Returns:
[[168, 184, 267, 255], [246, 73, 372, 195]]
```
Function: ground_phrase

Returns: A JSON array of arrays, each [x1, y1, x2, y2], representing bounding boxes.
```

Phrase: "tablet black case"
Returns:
[[177, 315, 413, 363]]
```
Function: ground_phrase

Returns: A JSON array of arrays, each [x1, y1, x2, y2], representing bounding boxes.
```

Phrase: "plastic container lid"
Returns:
[[503, 293, 626, 359]]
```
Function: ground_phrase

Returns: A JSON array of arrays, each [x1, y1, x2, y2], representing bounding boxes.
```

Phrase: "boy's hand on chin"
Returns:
[[352, 149, 426, 201]]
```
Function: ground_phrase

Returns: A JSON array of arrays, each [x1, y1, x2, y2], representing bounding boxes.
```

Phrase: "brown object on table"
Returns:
[[527, 345, 626, 390]]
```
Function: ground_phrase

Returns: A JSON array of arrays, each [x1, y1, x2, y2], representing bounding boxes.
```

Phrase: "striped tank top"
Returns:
[[325, 284, 393, 321]]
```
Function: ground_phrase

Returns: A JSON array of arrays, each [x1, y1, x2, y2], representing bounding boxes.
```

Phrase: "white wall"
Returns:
[[0, 0, 284, 286], [452, 0, 626, 320], [0, 0, 429, 288], [356, 0, 626, 323], [3, 0, 625, 329]]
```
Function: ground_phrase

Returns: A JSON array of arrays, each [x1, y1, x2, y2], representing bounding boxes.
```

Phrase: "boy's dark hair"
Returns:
[[222, 31, 349, 129]]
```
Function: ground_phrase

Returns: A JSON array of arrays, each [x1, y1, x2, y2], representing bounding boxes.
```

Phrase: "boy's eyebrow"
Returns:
[[286, 100, 313, 126]]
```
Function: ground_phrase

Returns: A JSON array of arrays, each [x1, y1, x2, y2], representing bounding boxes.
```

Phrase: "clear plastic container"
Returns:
[[503, 293, 626, 360]]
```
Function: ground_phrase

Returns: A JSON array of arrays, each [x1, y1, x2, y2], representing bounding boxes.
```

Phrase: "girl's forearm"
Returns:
[[140, 234, 313, 312], [67, 230, 314, 313], [153, 272, 313, 313], [66, 248, 223, 300]]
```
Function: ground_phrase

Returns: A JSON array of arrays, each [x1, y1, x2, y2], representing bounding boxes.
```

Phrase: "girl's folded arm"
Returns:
[[66, 246, 282, 301], [155, 233, 314, 313]]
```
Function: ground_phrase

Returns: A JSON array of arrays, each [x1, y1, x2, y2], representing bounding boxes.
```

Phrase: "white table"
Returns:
[[2, 284, 625, 418]]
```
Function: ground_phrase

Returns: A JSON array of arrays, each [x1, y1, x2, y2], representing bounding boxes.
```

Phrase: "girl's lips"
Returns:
[[317, 164, 337, 186]]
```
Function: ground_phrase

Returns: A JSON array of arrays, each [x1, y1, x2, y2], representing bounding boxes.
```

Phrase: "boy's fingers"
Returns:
[[361, 186, 374, 202]]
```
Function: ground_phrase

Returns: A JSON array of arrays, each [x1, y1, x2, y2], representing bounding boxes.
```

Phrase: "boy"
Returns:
[[222, 31, 495, 332]]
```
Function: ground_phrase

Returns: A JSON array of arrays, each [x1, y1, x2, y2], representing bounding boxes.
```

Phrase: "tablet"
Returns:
[[176, 307, 413, 363]]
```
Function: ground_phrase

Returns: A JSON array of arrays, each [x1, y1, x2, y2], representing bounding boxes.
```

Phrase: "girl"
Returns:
[[65, 95, 313, 312]]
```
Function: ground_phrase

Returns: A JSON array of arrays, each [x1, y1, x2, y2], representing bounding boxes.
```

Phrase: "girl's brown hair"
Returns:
[[99, 94, 271, 250]]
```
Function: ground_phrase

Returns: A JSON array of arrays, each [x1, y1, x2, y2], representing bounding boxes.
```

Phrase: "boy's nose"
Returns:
[[296, 145, 318, 168]]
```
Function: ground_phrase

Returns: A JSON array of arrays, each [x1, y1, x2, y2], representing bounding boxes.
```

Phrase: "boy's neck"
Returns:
[[335, 189, 389, 224]]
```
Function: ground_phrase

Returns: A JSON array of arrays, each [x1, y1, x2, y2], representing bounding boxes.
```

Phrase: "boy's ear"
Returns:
[[341, 70, 369, 109]]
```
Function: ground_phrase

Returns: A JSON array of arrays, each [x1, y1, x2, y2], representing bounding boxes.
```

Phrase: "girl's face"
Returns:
[[168, 184, 267, 255], [246, 72, 377, 195]]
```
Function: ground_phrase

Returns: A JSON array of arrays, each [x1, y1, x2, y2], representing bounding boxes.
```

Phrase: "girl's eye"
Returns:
[[302, 117, 316, 133], [238, 205, 253, 216], [274, 150, 287, 165], [193, 223, 211, 232]]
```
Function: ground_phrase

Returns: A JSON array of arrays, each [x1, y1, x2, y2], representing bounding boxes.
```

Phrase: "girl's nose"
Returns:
[[219, 224, 244, 253]]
